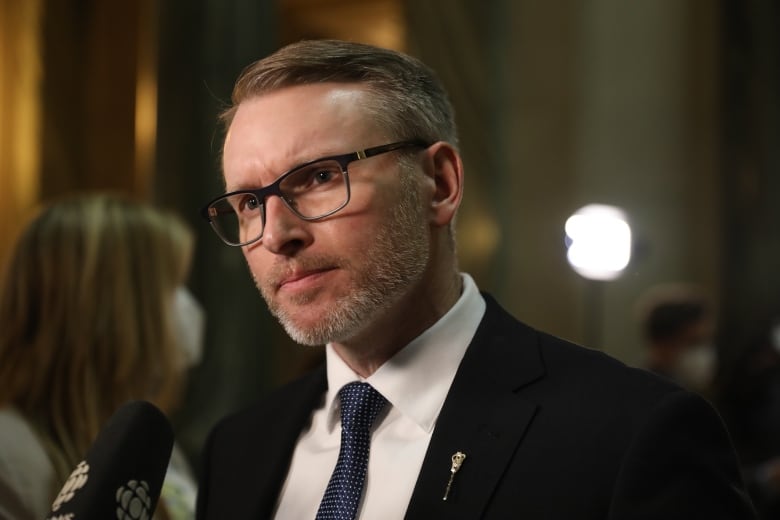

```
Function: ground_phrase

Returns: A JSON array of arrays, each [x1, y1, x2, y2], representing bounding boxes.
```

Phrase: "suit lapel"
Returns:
[[405, 294, 545, 519]]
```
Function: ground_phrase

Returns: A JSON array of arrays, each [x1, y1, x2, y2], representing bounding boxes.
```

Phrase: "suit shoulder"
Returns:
[[209, 365, 326, 440], [479, 292, 683, 405]]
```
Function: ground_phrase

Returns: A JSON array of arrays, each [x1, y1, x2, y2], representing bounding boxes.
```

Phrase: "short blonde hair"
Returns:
[[222, 39, 458, 147], [0, 193, 194, 477]]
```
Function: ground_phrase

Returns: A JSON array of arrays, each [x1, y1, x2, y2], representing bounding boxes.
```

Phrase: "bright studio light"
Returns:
[[565, 204, 632, 281]]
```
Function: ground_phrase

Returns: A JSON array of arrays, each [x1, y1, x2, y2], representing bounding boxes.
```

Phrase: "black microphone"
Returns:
[[45, 400, 174, 520]]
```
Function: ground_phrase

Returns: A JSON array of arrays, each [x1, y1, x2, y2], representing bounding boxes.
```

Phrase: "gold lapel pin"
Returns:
[[442, 451, 467, 501]]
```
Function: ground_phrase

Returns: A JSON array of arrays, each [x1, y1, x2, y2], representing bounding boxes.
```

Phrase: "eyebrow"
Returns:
[[225, 148, 346, 192]]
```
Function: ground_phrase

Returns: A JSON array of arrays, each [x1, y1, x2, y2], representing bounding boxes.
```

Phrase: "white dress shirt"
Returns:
[[274, 273, 486, 519]]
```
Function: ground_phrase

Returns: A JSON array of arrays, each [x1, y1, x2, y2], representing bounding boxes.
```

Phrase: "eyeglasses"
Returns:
[[201, 140, 430, 247]]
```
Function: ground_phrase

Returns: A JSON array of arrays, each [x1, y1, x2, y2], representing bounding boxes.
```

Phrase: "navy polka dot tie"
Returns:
[[315, 382, 387, 520]]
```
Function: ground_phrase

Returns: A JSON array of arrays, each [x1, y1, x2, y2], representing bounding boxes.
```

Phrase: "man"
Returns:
[[196, 39, 755, 519]]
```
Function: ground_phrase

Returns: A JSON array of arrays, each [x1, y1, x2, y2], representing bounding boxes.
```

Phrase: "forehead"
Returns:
[[223, 83, 380, 185]]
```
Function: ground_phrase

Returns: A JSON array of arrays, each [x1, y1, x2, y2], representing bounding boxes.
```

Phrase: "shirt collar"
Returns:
[[323, 273, 486, 432]]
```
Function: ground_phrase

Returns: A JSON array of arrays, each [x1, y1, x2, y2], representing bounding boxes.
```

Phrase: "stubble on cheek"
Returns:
[[245, 169, 430, 346]]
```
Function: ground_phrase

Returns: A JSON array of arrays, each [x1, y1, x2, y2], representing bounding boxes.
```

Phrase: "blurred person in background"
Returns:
[[636, 283, 717, 396], [0, 193, 203, 520], [719, 317, 780, 519]]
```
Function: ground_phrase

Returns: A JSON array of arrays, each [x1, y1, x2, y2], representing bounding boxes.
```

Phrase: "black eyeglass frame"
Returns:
[[201, 139, 431, 247]]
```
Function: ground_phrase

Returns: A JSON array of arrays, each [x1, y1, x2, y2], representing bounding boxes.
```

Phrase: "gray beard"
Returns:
[[262, 178, 429, 346]]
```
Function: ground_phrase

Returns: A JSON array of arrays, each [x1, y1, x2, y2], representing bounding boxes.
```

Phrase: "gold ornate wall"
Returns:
[[0, 0, 158, 269], [0, 0, 42, 262]]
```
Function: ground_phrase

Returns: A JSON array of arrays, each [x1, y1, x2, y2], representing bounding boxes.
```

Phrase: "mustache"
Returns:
[[262, 254, 346, 288]]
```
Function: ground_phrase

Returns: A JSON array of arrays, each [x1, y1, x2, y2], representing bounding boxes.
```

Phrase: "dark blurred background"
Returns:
[[1, 0, 779, 482]]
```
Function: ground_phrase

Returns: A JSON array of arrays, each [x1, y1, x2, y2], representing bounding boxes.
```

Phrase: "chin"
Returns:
[[281, 304, 366, 347], [282, 322, 331, 347]]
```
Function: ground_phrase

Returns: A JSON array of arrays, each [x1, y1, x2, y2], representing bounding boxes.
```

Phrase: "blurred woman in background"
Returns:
[[0, 193, 202, 519]]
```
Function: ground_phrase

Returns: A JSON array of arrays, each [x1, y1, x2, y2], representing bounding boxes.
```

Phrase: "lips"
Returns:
[[262, 254, 343, 295], [277, 267, 335, 291]]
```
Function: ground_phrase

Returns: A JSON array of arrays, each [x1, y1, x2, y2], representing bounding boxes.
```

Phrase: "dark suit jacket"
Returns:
[[196, 294, 756, 519]]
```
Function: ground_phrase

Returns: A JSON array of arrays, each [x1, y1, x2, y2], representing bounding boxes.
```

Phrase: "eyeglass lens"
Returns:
[[209, 159, 349, 245]]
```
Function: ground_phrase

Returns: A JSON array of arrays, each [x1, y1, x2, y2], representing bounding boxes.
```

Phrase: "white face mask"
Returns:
[[673, 344, 716, 392], [173, 287, 206, 368]]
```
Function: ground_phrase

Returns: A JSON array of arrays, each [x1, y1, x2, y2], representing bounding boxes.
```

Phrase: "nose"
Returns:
[[260, 195, 312, 255]]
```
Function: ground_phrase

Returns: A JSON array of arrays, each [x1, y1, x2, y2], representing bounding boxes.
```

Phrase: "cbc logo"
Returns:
[[115, 479, 152, 520], [51, 461, 89, 511]]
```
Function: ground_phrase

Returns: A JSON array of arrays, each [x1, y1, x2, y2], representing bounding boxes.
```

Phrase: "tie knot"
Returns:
[[338, 382, 387, 431]]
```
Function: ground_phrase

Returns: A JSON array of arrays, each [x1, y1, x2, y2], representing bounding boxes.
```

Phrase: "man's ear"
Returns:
[[424, 141, 464, 227]]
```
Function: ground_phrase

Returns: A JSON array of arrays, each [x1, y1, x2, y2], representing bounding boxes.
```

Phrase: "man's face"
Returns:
[[222, 83, 431, 346]]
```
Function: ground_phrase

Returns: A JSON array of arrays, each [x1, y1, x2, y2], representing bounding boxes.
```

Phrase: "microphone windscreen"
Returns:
[[46, 400, 174, 520]]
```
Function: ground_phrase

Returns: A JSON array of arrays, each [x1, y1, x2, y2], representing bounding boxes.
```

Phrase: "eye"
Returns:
[[301, 165, 340, 188], [237, 194, 261, 213], [313, 169, 335, 184], [283, 162, 343, 193]]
